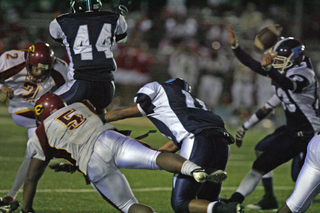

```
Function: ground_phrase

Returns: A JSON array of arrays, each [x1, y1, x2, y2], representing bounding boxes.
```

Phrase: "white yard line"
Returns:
[[0, 186, 294, 194]]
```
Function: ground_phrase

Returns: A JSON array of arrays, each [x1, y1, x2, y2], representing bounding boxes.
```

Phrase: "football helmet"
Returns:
[[35, 94, 66, 123], [165, 78, 192, 93], [70, 0, 102, 13], [26, 42, 55, 82], [271, 37, 305, 73]]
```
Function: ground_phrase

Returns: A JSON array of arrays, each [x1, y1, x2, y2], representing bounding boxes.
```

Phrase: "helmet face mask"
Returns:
[[35, 94, 66, 124], [271, 37, 305, 73], [70, 0, 102, 13], [26, 43, 55, 82]]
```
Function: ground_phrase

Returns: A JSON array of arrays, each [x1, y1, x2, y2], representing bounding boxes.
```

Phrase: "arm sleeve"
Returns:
[[49, 19, 64, 44], [232, 46, 268, 76], [115, 15, 128, 43], [134, 82, 159, 115], [267, 68, 295, 90], [243, 94, 280, 130]]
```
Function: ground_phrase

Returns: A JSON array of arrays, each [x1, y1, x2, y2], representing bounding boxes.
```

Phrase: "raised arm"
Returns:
[[227, 25, 268, 76]]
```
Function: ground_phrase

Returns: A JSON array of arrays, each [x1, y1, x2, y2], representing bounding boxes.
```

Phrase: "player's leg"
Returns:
[[283, 135, 320, 213], [226, 128, 304, 205], [3, 115, 36, 203], [245, 127, 287, 210], [87, 138, 155, 213], [90, 169, 154, 213], [171, 134, 242, 213], [90, 81, 115, 114]]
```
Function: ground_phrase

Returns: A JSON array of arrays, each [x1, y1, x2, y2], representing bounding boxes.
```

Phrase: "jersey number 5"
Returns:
[[73, 24, 112, 60], [55, 109, 86, 131]]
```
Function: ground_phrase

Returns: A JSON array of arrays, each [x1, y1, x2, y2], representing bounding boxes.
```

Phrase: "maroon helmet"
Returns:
[[34, 94, 66, 123], [26, 42, 55, 82]]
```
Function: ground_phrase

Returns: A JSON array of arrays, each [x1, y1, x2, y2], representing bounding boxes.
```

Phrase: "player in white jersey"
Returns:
[[0, 42, 68, 211], [277, 133, 320, 212], [101, 78, 244, 213], [20, 93, 223, 213], [223, 26, 320, 210]]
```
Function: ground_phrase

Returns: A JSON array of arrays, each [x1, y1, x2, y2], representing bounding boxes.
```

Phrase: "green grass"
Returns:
[[1, 104, 319, 212]]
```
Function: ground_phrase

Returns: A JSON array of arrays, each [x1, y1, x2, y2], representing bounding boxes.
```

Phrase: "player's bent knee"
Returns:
[[172, 200, 191, 213]]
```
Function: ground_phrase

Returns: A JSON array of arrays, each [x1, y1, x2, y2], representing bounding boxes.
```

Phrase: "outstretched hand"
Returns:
[[227, 25, 238, 48], [261, 53, 274, 67], [0, 85, 14, 99]]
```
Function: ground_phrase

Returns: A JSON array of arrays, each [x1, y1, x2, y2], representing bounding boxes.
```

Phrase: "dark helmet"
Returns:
[[271, 37, 305, 73], [35, 94, 66, 123], [26, 42, 55, 82], [70, 0, 102, 13], [165, 78, 192, 93]]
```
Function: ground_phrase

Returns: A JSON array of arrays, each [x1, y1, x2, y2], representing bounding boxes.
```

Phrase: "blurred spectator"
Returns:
[[230, 55, 255, 113], [114, 42, 153, 106], [167, 39, 200, 89], [197, 46, 230, 110], [239, 3, 263, 40]]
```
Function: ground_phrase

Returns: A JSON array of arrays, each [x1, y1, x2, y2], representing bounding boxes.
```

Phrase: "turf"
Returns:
[[1, 104, 319, 212]]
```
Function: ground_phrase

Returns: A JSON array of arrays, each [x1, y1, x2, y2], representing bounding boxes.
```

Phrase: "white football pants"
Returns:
[[87, 131, 161, 213]]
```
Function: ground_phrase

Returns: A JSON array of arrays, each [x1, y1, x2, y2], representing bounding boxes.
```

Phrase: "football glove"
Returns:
[[235, 125, 247, 148], [49, 163, 77, 174]]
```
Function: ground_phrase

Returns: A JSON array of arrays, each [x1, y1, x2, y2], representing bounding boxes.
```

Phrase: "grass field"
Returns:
[[1, 103, 319, 213]]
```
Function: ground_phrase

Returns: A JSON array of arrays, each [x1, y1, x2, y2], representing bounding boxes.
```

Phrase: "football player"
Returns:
[[21, 93, 225, 213], [50, 0, 130, 114], [223, 25, 320, 210], [0, 42, 69, 212], [277, 134, 320, 212], [101, 78, 244, 213]]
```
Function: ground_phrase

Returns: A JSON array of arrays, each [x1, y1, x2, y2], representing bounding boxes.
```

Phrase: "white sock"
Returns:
[[263, 171, 273, 178], [181, 160, 201, 176], [236, 169, 263, 197], [7, 158, 31, 198], [207, 201, 218, 213]]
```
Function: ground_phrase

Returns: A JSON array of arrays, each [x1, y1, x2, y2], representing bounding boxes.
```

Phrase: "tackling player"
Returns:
[[50, 0, 130, 114], [101, 78, 244, 213], [223, 25, 320, 210], [21, 93, 225, 213], [0, 42, 69, 212]]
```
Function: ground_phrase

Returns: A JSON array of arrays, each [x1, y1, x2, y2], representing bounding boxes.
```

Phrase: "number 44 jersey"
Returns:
[[49, 11, 127, 81]]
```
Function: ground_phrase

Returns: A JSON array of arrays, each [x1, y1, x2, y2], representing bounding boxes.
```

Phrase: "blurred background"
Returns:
[[1, 0, 319, 129]]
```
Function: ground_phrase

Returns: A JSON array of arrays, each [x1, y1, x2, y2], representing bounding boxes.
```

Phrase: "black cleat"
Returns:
[[216, 202, 244, 213], [246, 194, 278, 210], [0, 197, 20, 213]]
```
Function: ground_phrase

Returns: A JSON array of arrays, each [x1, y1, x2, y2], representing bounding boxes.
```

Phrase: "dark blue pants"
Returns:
[[60, 80, 115, 113], [171, 134, 229, 212], [254, 125, 311, 179]]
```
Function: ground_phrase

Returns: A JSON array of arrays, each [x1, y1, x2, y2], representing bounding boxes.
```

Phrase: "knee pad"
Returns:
[[173, 199, 191, 213]]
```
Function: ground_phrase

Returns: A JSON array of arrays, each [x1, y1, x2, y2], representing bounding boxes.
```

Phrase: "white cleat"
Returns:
[[206, 170, 228, 183], [192, 169, 227, 183]]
